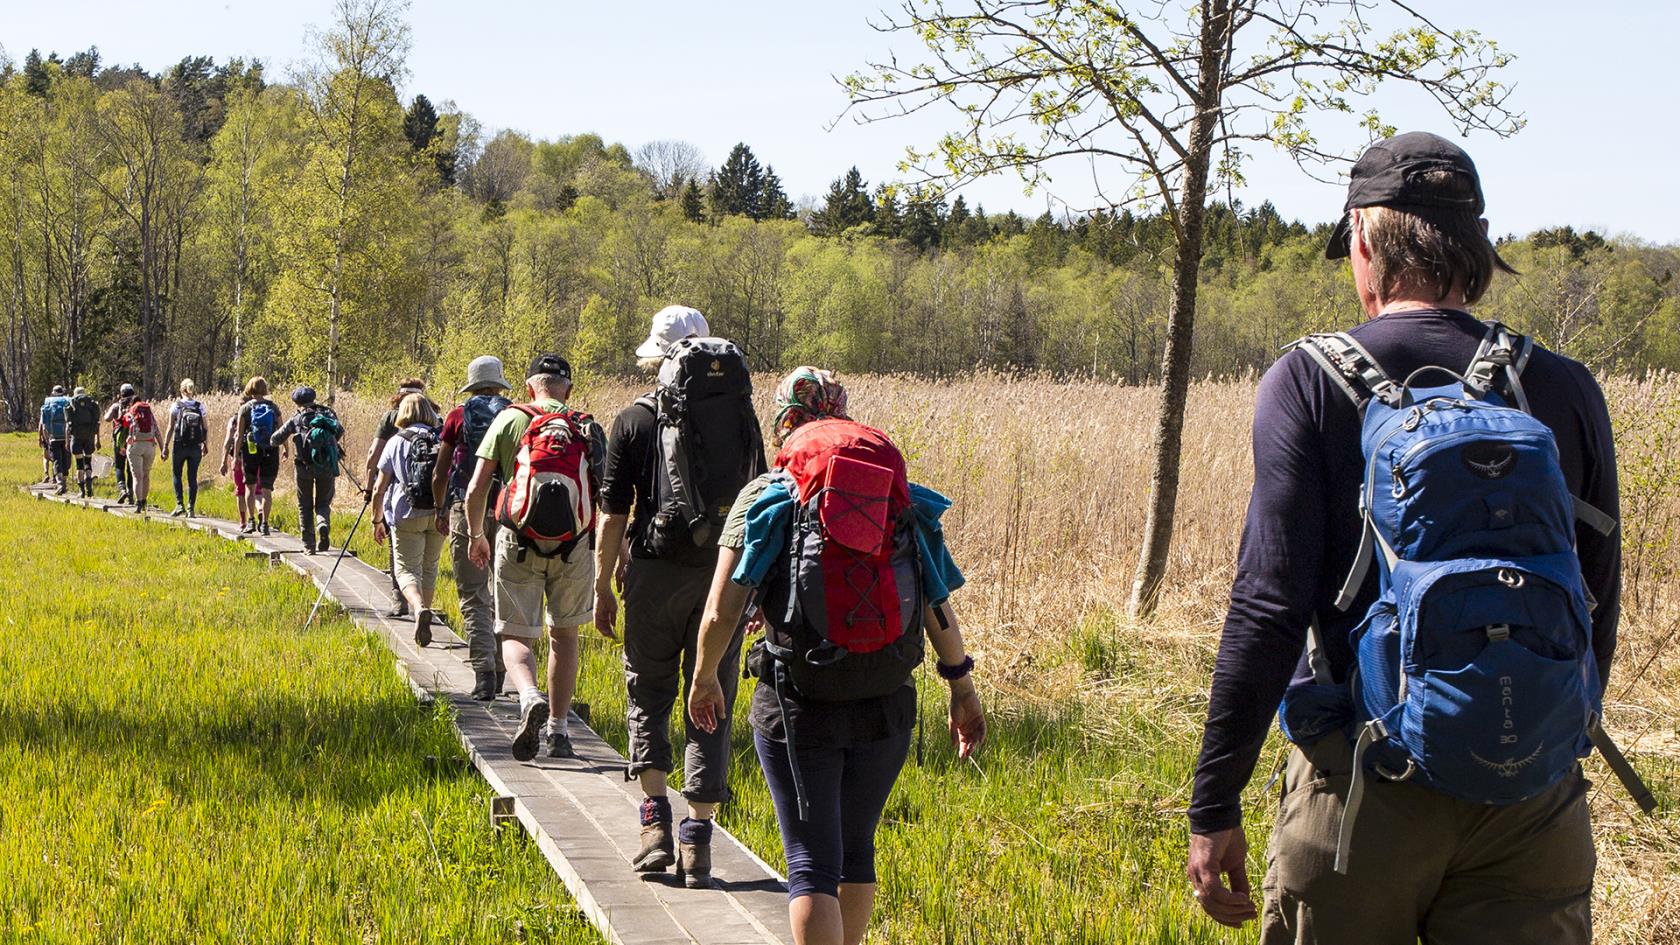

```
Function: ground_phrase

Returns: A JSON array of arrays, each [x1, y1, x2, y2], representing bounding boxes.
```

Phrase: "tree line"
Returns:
[[3, 19, 1676, 431]]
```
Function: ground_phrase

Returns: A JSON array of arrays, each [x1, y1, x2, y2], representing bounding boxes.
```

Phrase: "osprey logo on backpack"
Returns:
[[1281, 321, 1641, 874], [758, 418, 924, 702], [495, 405, 597, 554]]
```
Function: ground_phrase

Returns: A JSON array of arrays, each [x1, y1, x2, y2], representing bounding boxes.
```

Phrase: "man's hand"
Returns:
[[614, 544, 630, 593], [1187, 827, 1257, 928], [467, 533, 491, 569], [594, 581, 619, 639], [372, 519, 388, 547], [433, 508, 448, 535], [688, 672, 726, 735]]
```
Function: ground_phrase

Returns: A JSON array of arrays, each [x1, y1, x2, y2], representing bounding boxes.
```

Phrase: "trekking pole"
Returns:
[[305, 487, 373, 628]]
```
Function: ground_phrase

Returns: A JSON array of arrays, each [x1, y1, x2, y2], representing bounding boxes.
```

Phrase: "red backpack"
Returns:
[[759, 418, 923, 702], [494, 405, 597, 557], [125, 402, 158, 442]]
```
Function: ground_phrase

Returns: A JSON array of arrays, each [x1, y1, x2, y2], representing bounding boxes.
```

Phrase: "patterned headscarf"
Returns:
[[772, 366, 849, 445]]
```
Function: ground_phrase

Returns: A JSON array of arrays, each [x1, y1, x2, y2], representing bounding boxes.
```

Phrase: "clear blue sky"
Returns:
[[5, 1, 1676, 242]]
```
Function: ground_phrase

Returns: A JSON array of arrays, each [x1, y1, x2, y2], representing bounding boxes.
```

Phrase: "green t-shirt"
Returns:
[[719, 474, 776, 550], [476, 398, 606, 482]]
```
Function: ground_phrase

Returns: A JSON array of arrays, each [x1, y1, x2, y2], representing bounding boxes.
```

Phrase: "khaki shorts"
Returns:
[[493, 528, 594, 639], [391, 513, 445, 597]]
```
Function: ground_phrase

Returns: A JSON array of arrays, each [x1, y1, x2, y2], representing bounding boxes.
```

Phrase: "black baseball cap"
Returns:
[[528, 354, 572, 380], [292, 386, 317, 406], [1326, 131, 1486, 259]]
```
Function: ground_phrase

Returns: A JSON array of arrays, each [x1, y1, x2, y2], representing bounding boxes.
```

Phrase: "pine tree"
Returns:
[[402, 94, 438, 151], [943, 194, 971, 246], [680, 178, 706, 223], [871, 184, 901, 238], [900, 195, 944, 252], [710, 143, 763, 219], [759, 164, 792, 220], [812, 166, 873, 235]]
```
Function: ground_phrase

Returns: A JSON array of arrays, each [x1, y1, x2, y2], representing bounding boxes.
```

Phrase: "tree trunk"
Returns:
[[1128, 0, 1230, 618]]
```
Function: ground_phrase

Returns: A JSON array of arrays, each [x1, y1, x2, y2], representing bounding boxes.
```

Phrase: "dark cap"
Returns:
[[292, 386, 317, 406], [1326, 131, 1485, 259], [528, 354, 572, 381]]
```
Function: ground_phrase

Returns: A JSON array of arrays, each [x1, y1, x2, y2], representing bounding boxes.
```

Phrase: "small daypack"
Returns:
[[495, 405, 597, 557], [126, 402, 158, 442], [246, 400, 277, 453], [639, 337, 762, 557], [449, 393, 511, 502], [1283, 321, 1653, 873], [758, 418, 924, 703], [397, 425, 441, 513], [40, 396, 70, 440], [69, 395, 100, 436], [175, 399, 207, 448], [301, 408, 343, 476]]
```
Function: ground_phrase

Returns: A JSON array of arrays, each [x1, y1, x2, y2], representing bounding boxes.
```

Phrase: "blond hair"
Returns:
[[179, 378, 196, 397], [394, 392, 439, 429]]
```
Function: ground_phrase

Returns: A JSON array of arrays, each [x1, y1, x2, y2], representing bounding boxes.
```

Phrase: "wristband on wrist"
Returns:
[[936, 654, 975, 682]]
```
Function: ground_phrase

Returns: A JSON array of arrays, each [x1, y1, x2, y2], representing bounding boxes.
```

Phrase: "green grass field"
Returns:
[[1, 435, 598, 943]]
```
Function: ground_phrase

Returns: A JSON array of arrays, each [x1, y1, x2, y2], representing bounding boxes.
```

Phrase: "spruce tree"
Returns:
[[680, 178, 706, 223], [759, 165, 793, 220], [813, 166, 874, 235], [711, 143, 764, 219]]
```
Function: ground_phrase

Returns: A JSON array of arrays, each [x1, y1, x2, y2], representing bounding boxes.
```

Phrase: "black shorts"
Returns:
[[243, 449, 280, 491], [69, 433, 96, 458], [45, 441, 70, 474]]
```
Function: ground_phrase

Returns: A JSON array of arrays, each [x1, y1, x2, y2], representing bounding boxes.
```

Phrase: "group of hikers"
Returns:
[[29, 132, 1644, 945], [36, 379, 213, 516]]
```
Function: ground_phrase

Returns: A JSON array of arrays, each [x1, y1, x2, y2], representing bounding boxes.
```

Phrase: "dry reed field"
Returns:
[[176, 370, 1678, 942]]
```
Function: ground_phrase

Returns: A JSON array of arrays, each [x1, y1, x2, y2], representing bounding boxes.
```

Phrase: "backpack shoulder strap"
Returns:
[[1289, 332, 1403, 412], [1465, 320, 1534, 413]]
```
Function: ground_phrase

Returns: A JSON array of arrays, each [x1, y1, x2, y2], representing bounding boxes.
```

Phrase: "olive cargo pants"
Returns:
[[1262, 735, 1594, 945]]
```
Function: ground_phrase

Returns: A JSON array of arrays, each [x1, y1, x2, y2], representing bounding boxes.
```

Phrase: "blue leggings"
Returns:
[[754, 729, 911, 900]]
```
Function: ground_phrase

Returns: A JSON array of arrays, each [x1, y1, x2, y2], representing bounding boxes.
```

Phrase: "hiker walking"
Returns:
[[366, 378, 429, 619], [464, 354, 607, 762], [372, 392, 447, 645], [103, 384, 137, 502], [234, 376, 281, 534], [1185, 133, 1629, 944], [67, 386, 101, 498], [37, 385, 72, 494], [121, 391, 161, 512], [161, 379, 209, 517], [219, 394, 253, 531], [689, 366, 985, 923], [430, 356, 512, 701], [594, 305, 766, 880], [272, 386, 344, 554]]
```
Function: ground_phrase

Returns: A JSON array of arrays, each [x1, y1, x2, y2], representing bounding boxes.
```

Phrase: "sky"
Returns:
[[4, 0, 1677, 243]]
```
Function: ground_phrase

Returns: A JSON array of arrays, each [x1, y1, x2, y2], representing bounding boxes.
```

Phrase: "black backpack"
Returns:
[[69, 394, 101, 434], [449, 393, 511, 502], [175, 399, 207, 448], [638, 337, 762, 557], [398, 426, 441, 512]]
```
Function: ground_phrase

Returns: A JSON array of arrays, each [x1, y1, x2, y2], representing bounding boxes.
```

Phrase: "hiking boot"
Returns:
[[675, 818, 714, 889], [170, 506, 185, 517], [470, 671, 498, 702], [495, 671, 505, 695], [511, 695, 549, 762], [260, 519, 270, 536], [56, 482, 67, 496], [413, 609, 432, 648], [242, 522, 257, 534], [385, 600, 410, 619], [543, 725, 577, 759], [631, 797, 675, 873], [317, 528, 331, 551]]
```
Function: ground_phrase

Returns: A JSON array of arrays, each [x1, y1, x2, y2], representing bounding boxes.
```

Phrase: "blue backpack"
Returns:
[[40, 396, 70, 440], [449, 393, 511, 501], [1287, 323, 1652, 872], [246, 400, 278, 454]]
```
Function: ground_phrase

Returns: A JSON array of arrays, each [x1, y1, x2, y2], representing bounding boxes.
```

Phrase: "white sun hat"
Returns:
[[635, 305, 712, 359]]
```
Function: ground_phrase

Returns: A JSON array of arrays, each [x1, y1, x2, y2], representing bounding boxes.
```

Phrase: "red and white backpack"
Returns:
[[125, 402, 158, 442], [494, 405, 597, 556]]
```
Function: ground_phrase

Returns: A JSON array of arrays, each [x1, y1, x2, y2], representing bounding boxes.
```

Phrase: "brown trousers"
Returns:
[[1262, 735, 1595, 945]]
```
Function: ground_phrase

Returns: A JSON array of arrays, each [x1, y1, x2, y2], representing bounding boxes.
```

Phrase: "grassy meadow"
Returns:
[[14, 370, 1680, 943]]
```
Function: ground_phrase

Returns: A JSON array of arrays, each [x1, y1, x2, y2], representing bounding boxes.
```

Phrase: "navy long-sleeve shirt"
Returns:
[[1188, 308, 1621, 835]]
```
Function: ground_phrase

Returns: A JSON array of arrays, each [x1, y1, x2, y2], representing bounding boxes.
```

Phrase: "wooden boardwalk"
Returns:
[[26, 485, 793, 945]]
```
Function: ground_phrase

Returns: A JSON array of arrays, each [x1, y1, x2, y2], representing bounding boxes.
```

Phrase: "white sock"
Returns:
[[520, 687, 545, 710]]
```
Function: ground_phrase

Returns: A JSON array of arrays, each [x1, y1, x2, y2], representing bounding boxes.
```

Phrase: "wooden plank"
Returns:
[[26, 488, 795, 945]]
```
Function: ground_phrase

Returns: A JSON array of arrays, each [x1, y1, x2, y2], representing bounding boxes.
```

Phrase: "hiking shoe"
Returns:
[[170, 506, 185, 517], [676, 818, 714, 889], [543, 726, 577, 759], [511, 696, 549, 762], [242, 522, 257, 534], [385, 601, 410, 619], [260, 520, 270, 536], [631, 798, 675, 873], [413, 609, 433, 648], [470, 671, 498, 702], [56, 483, 67, 496]]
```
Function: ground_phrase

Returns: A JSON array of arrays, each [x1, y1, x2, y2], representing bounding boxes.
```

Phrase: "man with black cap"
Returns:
[[271, 386, 345, 554], [464, 354, 609, 761], [431, 355, 513, 701], [1186, 131, 1620, 943]]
